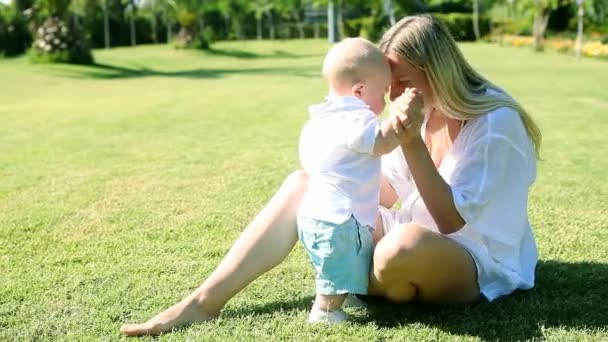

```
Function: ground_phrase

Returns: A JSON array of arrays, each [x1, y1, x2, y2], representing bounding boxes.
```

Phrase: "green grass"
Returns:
[[1, 39, 607, 341]]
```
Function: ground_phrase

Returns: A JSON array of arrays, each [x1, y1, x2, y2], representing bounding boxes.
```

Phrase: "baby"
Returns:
[[297, 37, 422, 324]]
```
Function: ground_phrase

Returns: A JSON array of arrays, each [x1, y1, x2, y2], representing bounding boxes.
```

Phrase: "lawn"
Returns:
[[1, 39, 607, 341]]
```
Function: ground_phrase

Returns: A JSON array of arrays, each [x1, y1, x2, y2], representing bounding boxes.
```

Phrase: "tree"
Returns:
[[140, 0, 160, 43], [384, 0, 396, 25], [327, 0, 338, 42], [215, 0, 248, 40], [125, 0, 137, 46], [511, 0, 574, 51], [310, 1, 323, 38], [12, 0, 36, 11], [473, 0, 480, 40], [278, 0, 306, 39], [585, 0, 608, 27], [532, 0, 552, 50], [249, 0, 273, 40], [168, 0, 204, 47], [102, 0, 110, 48], [70, 0, 96, 28]]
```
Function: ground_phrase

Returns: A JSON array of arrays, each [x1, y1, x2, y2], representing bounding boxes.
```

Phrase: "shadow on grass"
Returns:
[[222, 260, 607, 340], [222, 295, 315, 318], [53, 62, 320, 80], [206, 47, 321, 60]]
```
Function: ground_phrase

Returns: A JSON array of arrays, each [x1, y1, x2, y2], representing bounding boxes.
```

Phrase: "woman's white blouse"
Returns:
[[381, 103, 538, 301]]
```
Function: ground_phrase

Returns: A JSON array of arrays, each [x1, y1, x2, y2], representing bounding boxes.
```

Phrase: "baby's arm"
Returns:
[[372, 118, 401, 155], [372, 89, 424, 156]]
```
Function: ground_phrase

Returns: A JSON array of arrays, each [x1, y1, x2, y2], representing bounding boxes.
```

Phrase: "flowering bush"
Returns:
[[494, 34, 608, 60], [582, 41, 608, 58], [499, 35, 534, 47], [548, 39, 574, 53], [29, 16, 93, 64]]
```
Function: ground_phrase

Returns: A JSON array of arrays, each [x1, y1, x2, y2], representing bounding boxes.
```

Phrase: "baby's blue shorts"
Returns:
[[297, 215, 374, 295]]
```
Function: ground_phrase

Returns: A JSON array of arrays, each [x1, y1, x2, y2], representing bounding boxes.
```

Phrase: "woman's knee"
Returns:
[[371, 224, 431, 303], [373, 224, 479, 304], [373, 223, 429, 270]]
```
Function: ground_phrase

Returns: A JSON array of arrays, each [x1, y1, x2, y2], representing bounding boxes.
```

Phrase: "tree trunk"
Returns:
[[165, 9, 172, 43], [266, 10, 275, 40], [297, 23, 305, 39], [384, 0, 396, 25], [167, 19, 173, 43], [129, 1, 137, 46], [337, 0, 345, 39], [72, 13, 79, 29], [576, 3, 584, 61], [151, 13, 157, 44], [256, 16, 262, 40], [177, 25, 195, 46], [533, 1, 550, 52], [199, 16, 205, 36], [130, 15, 136, 46], [292, 11, 305, 39], [327, 0, 338, 43], [314, 22, 319, 39], [234, 19, 244, 41], [103, 2, 110, 49], [473, 0, 480, 41]]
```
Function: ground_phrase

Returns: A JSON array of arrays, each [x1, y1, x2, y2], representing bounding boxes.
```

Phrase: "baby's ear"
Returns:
[[352, 83, 364, 98]]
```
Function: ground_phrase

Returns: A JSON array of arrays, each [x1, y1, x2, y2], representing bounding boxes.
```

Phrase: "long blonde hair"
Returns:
[[379, 14, 541, 158]]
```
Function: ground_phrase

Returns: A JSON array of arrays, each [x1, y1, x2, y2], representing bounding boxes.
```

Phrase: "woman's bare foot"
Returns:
[[120, 297, 219, 336]]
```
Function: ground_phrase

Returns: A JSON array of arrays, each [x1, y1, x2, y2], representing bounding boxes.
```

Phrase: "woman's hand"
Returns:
[[389, 88, 425, 146]]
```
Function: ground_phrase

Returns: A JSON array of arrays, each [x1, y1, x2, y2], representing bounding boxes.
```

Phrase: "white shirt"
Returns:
[[298, 96, 381, 228], [382, 96, 538, 301]]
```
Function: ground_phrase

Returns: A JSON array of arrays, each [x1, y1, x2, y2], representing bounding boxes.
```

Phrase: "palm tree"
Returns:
[[168, 0, 204, 47]]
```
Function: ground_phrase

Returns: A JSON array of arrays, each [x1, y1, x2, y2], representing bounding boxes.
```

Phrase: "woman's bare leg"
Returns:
[[120, 171, 308, 336], [369, 222, 479, 304]]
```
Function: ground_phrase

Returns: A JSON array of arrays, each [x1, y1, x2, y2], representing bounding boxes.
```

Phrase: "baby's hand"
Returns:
[[389, 88, 425, 145]]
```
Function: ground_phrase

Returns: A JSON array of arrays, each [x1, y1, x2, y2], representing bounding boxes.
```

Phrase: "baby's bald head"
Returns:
[[323, 38, 390, 90], [322, 38, 391, 114]]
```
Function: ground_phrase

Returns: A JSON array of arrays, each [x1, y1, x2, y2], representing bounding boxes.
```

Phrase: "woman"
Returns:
[[121, 14, 541, 336]]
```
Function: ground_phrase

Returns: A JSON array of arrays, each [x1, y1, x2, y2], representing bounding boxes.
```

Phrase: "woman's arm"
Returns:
[[389, 89, 464, 234], [401, 137, 465, 234]]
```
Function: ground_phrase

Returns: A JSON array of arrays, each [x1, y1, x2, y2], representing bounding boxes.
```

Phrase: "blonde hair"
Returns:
[[323, 37, 389, 87], [379, 14, 541, 158]]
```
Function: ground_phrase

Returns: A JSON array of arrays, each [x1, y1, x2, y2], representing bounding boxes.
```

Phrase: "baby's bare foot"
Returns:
[[120, 298, 219, 336]]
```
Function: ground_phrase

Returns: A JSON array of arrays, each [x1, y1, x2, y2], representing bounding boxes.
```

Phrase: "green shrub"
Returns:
[[491, 18, 533, 36], [0, 5, 31, 57], [433, 13, 490, 41], [203, 26, 216, 44], [427, 0, 471, 14], [344, 16, 387, 42]]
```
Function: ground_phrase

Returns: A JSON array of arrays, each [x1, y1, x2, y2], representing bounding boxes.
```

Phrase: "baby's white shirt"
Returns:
[[298, 96, 381, 228]]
